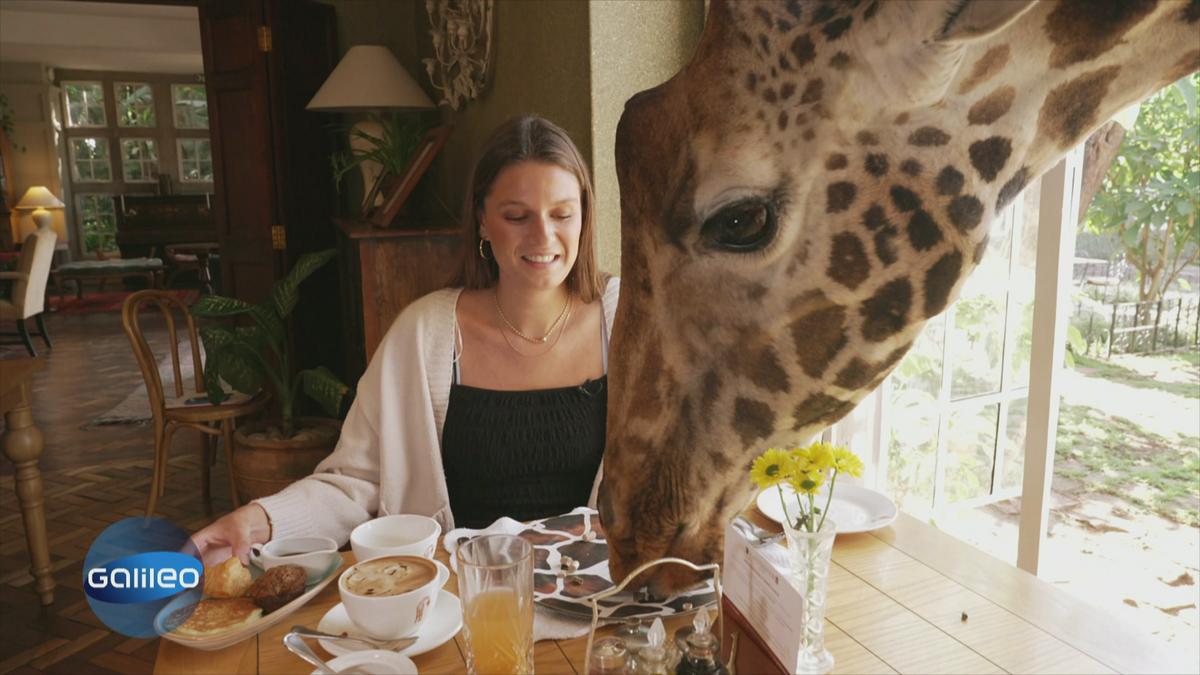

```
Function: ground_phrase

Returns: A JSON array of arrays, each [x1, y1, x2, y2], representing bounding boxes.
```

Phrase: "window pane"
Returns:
[[950, 292, 1006, 399], [944, 404, 999, 504], [87, 105, 106, 126], [84, 233, 101, 253], [116, 83, 155, 127], [1001, 398, 1028, 490], [73, 140, 91, 160], [888, 409, 938, 512], [198, 160, 214, 181], [125, 163, 143, 181], [891, 317, 944, 402], [198, 140, 211, 160], [75, 162, 93, 182], [172, 85, 209, 129], [102, 236, 119, 254], [180, 140, 195, 160], [66, 84, 105, 127], [94, 162, 111, 181]]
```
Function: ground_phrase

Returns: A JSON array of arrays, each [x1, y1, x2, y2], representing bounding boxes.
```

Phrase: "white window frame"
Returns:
[[113, 81, 156, 128], [171, 84, 209, 129], [63, 81, 107, 129], [177, 138, 214, 183], [75, 193, 119, 255], [70, 138, 112, 183], [121, 138, 160, 183]]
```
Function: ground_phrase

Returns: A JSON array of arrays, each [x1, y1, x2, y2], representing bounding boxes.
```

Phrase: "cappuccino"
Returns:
[[342, 556, 437, 597]]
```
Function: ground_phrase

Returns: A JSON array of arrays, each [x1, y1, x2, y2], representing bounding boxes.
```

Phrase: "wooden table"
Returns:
[[155, 511, 1194, 674], [0, 358, 54, 605]]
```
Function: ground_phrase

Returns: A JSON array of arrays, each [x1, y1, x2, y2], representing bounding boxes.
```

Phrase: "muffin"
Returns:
[[246, 564, 307, 613]]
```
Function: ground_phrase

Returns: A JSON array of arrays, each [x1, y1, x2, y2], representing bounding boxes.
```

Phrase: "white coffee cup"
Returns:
[[339, 555, 449, 640], [249, 536, 338, 578], [350, 514, 441, 562]]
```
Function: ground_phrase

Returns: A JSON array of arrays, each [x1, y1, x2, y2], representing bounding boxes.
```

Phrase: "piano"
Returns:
[[114, 194, 217, 262]]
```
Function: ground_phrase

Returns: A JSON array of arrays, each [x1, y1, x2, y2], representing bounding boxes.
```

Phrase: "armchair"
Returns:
[[0, 226, 57, 356]]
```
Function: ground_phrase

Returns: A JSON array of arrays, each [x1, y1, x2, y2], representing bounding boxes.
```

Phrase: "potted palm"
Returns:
[[190, 248, 351, 501], [330, 112, 430, 214]]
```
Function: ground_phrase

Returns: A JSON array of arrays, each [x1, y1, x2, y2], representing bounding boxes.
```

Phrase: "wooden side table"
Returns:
[[0, 358, 54, 605]]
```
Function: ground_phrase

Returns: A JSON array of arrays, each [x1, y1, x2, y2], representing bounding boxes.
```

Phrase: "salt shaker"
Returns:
[[589, 636, 634, 675], [634, 618, 671, 675]]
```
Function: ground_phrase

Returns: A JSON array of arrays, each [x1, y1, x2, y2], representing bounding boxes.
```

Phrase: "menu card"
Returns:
[[722, 522, 802, 674]]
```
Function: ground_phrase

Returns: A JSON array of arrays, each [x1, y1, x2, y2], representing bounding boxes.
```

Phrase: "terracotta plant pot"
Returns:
[[231, 417, 342, 501]]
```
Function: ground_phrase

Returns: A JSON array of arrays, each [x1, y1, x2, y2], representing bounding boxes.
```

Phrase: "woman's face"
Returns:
[[480, 161, 583, 293]]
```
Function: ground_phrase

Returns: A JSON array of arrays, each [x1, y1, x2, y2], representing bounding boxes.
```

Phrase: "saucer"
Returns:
[[310, 650, 416, 675], [317, 589, 462, 658]]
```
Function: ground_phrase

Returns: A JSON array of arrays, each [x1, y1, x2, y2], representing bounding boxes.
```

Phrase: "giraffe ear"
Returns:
[[934, 0, 1038, 43]]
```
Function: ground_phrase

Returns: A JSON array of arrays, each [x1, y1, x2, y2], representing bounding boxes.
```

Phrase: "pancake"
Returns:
[[246, 564, 306, 613], [171, 598, 263, 637], [203, 557, 252, 599]]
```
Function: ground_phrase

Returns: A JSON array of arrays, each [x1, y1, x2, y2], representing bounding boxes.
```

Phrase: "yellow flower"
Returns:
[[807, 442, 836, 472], [832, 445, 864, 478], [787, 468, 825, 495], [750, 448, 794, 490]]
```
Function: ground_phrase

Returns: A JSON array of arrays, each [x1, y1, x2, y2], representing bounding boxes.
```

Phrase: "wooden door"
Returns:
[[199, 0, 280, 304]]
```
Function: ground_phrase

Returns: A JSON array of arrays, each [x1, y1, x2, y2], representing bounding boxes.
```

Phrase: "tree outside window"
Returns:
[[65, 83, 107, 127], [178, 139, 213, 181], [115, 83, 155, 127], [72, 138, 111, 182], [122, 139, 159, 182], [78, 194, 118, 254], [172, 85, 209, 129]]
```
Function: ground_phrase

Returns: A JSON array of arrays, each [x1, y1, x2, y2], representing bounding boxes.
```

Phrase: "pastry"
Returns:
[[246, 564, 306, 613], [203, 557, 252, 599]]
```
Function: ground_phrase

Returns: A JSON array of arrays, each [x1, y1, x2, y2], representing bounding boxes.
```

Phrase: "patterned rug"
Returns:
[[50, 289, 201, 314], [86, 342, 198, 426]]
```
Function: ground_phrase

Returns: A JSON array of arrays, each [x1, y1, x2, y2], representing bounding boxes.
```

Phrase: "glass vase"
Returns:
[[781, 517, 837, 675]]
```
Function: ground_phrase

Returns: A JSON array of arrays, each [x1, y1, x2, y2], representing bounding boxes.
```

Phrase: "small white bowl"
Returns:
[[309, 649, 417, 675]]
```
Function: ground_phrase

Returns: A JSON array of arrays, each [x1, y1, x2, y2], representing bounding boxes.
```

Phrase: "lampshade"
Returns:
[[15, 186, 65, 210], [307, 45, 435, 112]]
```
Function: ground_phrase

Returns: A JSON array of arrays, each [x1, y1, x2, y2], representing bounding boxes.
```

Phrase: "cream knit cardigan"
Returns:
[[256, 278, 620, 545]]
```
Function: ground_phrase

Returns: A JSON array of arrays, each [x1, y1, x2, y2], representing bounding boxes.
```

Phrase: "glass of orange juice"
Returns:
[[456, 534, 535, 674]]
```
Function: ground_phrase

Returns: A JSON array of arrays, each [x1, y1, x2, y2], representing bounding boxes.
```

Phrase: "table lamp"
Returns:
[[15, 186, 65, 240], [306, 45, 435, 211]]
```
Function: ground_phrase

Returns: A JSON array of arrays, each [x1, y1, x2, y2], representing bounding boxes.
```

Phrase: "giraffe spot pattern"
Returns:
[[860, 279, 912, 342], [894, 112, 910, 125], [862, 204, 888, 230], [780, 82, 796, 100], [947, 195, 985, 232], [906, 210, 943, 251], [790, 34, 816, 66], [779, 52, 794, 73], [762, 87, 778, 104], [937, 166, 965, 195], [1184, 0, 1199, 22], [825, 153, 848, 170], [778, 111, 789, 131], [968, 86, 1017, 125], [828, 233, 871, 290], [830, 52, 854, 69], [745, 72, 758, 93], [822, 16, 853, 41], [996, 166, 1030, 213], [803, 129, 816, 141], [958, 44, 1011, 95], [801, 78, 824, 103], [785, 0, 802, 20], [1045, 0, 1158, 70], [753, 6, 773, 29], [792, 392, 856, 431], [1037, 66, 1122, 149], [857, 131, 880, 146], [701, 369, 721, 417], [863, 0, 880, 20], [759, 35, 771, 55], [890, 186, 921, 212], [900, 159, 922, 176], [811, 4, 837, 24], [865, 154, 889, 177], [737, 344, 790, 394], [969, 136, 1013, 182], [826, 182, 858, 213], [1162, 50, 1200, 90], [908, 126, 951, 146], [834, 358, 873, 390], [776, 18, 794, 33], [924, 250, 964, 318], [791, 305, 847, 379], [874, 227, 900, 266]]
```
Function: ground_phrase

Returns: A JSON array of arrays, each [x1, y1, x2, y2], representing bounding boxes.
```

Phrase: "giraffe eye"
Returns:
[[700, 199, 777, 252]]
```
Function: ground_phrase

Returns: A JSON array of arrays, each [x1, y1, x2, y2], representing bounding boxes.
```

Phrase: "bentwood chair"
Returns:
[[122, 290, 269, 517]]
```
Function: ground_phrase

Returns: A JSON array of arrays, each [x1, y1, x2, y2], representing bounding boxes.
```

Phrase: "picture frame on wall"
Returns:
[[369, 125, 454, 228]]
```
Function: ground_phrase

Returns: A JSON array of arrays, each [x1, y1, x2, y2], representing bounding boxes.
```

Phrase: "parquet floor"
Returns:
[[1, 308, 232, 675]]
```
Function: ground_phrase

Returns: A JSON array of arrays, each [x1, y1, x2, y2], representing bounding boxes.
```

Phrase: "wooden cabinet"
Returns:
[[337, 218, 462, 383], [114, 194, 216, 260]]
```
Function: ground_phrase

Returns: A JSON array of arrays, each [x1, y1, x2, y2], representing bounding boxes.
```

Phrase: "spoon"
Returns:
[[290, 625, 418, 652], [283, 633, 337, 674], [733, 516, 786, 547]]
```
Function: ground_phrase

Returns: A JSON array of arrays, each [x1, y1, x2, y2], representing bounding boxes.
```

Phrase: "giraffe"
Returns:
[[597, 0, 1200, 595]]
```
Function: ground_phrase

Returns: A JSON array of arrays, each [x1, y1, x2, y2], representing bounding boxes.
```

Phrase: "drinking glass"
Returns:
[[456, 534, 535, 674]]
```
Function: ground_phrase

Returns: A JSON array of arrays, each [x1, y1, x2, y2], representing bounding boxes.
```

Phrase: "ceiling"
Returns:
[[0, 1, 202, 74]]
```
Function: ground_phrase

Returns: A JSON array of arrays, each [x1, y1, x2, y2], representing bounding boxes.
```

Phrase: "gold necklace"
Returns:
[[493, 287, 572, 344], [499, 299, 571, 357]]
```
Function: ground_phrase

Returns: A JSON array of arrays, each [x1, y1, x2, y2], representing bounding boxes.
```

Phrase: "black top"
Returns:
[[441, 376, 607, 529]]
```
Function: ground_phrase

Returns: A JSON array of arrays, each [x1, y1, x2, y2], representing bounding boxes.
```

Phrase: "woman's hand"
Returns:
[[191, 504, 272, 567]]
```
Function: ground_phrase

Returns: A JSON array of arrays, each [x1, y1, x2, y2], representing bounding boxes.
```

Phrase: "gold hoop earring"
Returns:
[[478, 239, 491, 259]]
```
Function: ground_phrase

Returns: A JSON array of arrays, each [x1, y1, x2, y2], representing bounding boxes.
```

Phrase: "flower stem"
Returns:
[[818, 470, 838, 532], [779, 484, 795, 531]]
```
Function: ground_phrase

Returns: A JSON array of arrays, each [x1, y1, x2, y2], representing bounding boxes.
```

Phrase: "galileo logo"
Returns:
[[83, 517, 204, 638]]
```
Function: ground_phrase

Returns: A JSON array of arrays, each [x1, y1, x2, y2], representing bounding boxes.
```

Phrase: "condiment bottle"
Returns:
[[635, 618, 671, 675], [613, 617, 649, 652], [590, 636, 634, 675], [673, 611, 729, 675]]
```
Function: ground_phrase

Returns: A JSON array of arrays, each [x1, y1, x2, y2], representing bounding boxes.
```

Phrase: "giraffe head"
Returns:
[[599, 0, 1199, 595]]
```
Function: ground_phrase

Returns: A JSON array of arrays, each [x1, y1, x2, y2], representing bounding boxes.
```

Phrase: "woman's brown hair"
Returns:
[[449, 115, 606, 303]]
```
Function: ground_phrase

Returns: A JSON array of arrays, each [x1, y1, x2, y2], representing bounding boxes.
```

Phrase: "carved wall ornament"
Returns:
[[422, 0, 494, 110]]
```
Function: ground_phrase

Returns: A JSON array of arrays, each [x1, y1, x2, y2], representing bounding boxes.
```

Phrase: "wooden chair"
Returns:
[[0, 225, 57, 356], [122, 290, 269, 517]]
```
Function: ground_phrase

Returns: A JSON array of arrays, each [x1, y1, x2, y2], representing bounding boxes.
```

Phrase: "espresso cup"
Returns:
[[351, 514, 441, 562], [249, 536, 338, 578], [339, 555, 449, 640]]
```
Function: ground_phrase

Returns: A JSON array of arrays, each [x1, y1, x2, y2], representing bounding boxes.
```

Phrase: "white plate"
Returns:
[[156, 553, 346, 651], [756, 483, 898, 533], [317, 589, 462, 658], [311, 650, 417, 675]]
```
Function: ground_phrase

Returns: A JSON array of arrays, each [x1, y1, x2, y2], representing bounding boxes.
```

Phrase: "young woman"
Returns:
[[193, 116, 618, 565]]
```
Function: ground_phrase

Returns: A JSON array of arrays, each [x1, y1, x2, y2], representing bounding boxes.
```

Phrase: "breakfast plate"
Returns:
[[156, 553, 346, 651], [311, 651, 417, 675], [317, 589, 462, 658], [756, 483, 899, 533]]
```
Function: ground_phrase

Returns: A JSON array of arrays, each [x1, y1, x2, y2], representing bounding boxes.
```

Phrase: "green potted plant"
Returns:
[[190, 248, 351, 500], [330, 112, 431, 212]]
